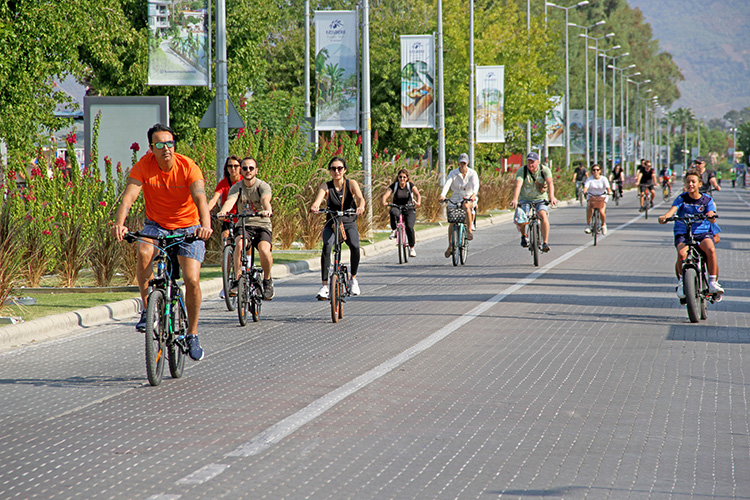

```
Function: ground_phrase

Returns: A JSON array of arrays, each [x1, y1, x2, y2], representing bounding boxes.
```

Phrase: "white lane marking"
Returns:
[[175, 463, 229, 485], [146, 495, 181, 500], [735, 190, 750, 208], [225, 212, 646, 458]]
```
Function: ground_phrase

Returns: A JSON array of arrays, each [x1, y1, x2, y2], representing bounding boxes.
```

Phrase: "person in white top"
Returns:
[[582, 164, 612, 234], [439, 153, 479, 257]]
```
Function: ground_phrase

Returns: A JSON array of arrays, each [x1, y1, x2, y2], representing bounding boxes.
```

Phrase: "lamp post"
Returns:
[[597, 45, 621, 168], [582, 32, 614, 164], [546, 1, 590, 168], [621, 70, 640, 174], [603, 51, 629, 172], [619, 66, 637, 172], [568, 20, 605, 168], [628, 78, 650, 164]]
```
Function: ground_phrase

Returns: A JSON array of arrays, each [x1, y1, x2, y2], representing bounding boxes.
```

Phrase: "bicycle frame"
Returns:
[[387, 203, 413, 264], [443, 199, 471, 266], [316, 208, 356, 322], [233, 213, 266, 325]]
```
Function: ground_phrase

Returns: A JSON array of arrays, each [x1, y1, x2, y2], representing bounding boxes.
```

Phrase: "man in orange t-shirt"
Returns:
[[112, 124, 213, 361]]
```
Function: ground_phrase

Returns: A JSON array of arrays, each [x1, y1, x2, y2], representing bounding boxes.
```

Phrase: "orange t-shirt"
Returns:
[[129, 152, 204, 230]]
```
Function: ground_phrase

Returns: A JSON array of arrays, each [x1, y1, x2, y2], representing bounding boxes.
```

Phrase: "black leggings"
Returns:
[[321, 220, 360, 281], [389, 206, 416, 247]]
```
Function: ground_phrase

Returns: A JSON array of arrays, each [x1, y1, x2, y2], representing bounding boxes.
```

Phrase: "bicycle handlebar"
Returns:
[[214, 212, 271, 220], [664, 213, 718, 223], [123, 231, 200, 245], [315, 209, 358, 217]]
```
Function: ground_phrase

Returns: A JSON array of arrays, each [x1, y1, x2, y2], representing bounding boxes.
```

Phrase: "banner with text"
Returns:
[[148, 0, 209, 86], [315, 11, 359, 131], [400, 35, 435, 128], [546, 96, 564, 147], [569, 109, 585, 155], [475, 66, 505, 143]]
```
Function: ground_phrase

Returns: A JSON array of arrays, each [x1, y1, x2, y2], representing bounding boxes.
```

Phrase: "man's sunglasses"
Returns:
[[241, 165, 256, 172], [151, 141, 176, 150]]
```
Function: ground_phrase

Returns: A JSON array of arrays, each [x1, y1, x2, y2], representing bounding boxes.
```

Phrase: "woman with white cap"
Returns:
[[439, 153, 479, 258]]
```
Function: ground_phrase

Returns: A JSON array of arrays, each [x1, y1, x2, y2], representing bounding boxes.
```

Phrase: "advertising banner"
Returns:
[[148, 0, 209, 86], [400, 35, 435, 128], [315, 11, 358, 131], [569, 109, 585, 155], [546, 96, 564, 147], [475, 66, 505, 143]]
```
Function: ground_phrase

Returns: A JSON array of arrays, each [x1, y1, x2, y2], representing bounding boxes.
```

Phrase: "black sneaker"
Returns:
[[520, 235, 528, 248], [186, 334, 204, 361], [262, 278, 275, 300], [541, 242, 550, 253], [229, 280, 238, 297], [135, 311, 147, 332]]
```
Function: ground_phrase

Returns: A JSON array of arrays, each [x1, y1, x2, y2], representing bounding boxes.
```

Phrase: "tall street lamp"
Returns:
[[628, 78, 650, 163], [582, 32, 614, 164], [597, 45, 621, 168], [621, 70, 640, 174], [619, 65, 637, 172], [603, 51, 629, 172], [569, 20, 606, 167], [546, 1, 590, 168]]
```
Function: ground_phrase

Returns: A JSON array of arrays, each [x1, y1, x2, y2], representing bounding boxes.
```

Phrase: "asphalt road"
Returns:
[[1, 188, 749, 500]]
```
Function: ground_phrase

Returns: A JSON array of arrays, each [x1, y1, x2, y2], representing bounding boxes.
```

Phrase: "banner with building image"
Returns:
[[148, 0, 209, 86], [400, 35, 435, 128], [546, 96, 564, 147], [475, 66, 505, 143], [315, 11, 358, 131]]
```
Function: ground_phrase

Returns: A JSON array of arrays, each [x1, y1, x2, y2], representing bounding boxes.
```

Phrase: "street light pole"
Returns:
[[546, 1, 590, 168], [469, 0, 475, 168], [597, 45, 621, 169], [604, 52, 628, 172], [583, 32, 614, 164], [569, 21, 606, 168]]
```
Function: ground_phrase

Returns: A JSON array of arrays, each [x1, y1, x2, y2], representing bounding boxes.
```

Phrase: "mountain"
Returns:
[[628, 0, 750, 121]]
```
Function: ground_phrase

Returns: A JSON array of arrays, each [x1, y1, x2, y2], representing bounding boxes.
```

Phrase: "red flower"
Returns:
[[130, 142, 140, 152], [374, 151, 379, 160], [8, 170, 16, 180], [335, 145, 343, 155], [355, 135, 362, 146], [55, 157, 66, 169], [61, 212, 69, 218], [99, 201, 107, 207], [42, 230, 52, 236], [240, 98, 247, 110], [67, 181, 73, 188], [66, 132, 77, 145], [254, 127, 261, 135], [237, 128, 246, 138], [116, 162, 122, 174]]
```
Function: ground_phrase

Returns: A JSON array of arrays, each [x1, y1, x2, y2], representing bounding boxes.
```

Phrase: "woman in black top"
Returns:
[[310, 156, 366, 299], [381, 168, 422, 256]]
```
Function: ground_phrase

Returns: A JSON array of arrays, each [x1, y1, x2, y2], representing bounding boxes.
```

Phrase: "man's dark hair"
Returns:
[[147, 123, 176, 145]]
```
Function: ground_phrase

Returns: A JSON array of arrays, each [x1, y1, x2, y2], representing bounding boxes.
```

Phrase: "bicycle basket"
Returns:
[[447, 207, 466, 223]]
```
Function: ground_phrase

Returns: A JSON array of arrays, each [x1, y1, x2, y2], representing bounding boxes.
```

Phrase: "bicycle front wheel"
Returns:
[[330, 274, 340, 323], [168, 295, 186, 379], [684, 267, 700, 323], [459, 229, 468, 265], [530, 222, 540, 267], [251, 281, 262, 323], [451, 225, 460, 267], [397, 228, 406, 264], [222, 245, 236, 311], [592, 211, 600, 246], [237, 275, 249, 326], [145, 290, 166, 386]]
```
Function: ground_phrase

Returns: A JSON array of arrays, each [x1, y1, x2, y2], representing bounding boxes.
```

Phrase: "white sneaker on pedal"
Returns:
[[219, 288, 226, 299], [316, 284, 329, 300], [601, 224, 607, 235], [388, 230, 396, 239], [584, 226, 592, 234], [676, 282, 685, 299], [350, 279, 361, 296], [409, 247, 417, 257], [708, 281, 724, 294]]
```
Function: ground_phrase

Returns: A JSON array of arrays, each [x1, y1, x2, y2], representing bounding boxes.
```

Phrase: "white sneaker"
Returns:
[[388, 230, 396, 239], [708, 281, 724, 294], [676, 282, 685, 299], [219, 288, 226, 299], [584, 226, 592, 234], [601, 224, 607, 235], [350, 279, 361, 296], [316, 284, 329, 300], [409, 247, 417, 257]]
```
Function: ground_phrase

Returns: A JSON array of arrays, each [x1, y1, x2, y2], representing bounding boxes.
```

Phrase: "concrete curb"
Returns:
[[0, 210, 513, 351]]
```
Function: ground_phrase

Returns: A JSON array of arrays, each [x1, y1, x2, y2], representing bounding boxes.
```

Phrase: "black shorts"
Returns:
[[638, 184, 655, 193], [236, 225, 272, 248]]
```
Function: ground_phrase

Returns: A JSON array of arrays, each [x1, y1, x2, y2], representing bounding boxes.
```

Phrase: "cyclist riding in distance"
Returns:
[[583, 164, 612, 234], [572, 162, 588, 200], [439, 153, 479, 258], [693, 157, 721, 194], [381, 168, 422, 257], [310, 156, 366, 300], [510, 152, 558, 253], [112, 123, 212, 361], [207, 155, 242, 300], [659, 163, 673, 193], [609, 163, 625, 198], [635, 159, 657, 211], [217, 157, 275, 301], [658, 168, 724, 298]]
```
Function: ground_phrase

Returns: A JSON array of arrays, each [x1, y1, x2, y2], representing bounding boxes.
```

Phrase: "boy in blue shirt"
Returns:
[[658, 168, 723, 298]]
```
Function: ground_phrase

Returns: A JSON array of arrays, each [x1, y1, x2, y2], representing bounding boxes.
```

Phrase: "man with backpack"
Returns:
[[510, 152, 559, 252]]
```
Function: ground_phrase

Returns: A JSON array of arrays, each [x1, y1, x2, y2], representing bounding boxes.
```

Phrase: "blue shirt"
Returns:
[[672, 192, 716, 235]]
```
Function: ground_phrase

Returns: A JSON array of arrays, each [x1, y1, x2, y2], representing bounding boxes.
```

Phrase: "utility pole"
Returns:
[[361, 0, 372, 233], [215, 0, 228, 182], [437, 0, 446, 183]]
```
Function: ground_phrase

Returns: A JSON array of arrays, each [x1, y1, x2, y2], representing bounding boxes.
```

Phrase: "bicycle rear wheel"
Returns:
[[145, 290, 166, 386], [451, 225, 460, 267], [459, 229, 468, 265], [530, 222, 540, 267], [168, 296, 186, 379], [683, 267, 700, 323], [614, 190, 620, 206], [237, 275, 249, 326], [330, 274, 340, 323], [398, 228, 407, 264], [222, 245, 236, 311], [251, 280, 262, 322], [663, 185, 670, 201]]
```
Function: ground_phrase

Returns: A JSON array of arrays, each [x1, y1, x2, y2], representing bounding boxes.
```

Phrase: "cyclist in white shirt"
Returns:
[[583, 164, 612, 234], [439, 153, 479, 257]]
